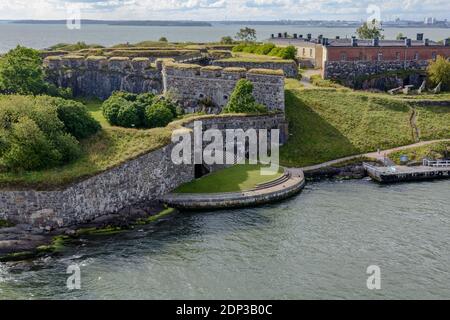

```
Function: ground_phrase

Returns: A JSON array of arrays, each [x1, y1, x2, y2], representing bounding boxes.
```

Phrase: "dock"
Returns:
[[363, 162, 450, 183]]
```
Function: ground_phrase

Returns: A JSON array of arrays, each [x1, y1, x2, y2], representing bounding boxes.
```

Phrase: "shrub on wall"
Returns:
[[102, 91, 179, 128], [427, 55, 450, 91], [53, 98, 101, 139], [0, 95, 97, 171], [232, 43, 296, 60], [145, 102, 175, 128], [222, 79, 268, 114]]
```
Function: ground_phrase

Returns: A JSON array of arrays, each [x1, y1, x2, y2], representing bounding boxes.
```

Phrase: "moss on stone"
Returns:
[[201, 65, 223, 71], [135, 207, 176, 225], [0, 219, 14, 228], [75, 226, 124, 236], [86, 56, 107, 61], [166, 62, 200, 70], [109, 56, 130, 61], [46, 56, 63, 61], [223, 67, 247, 73], [247, 68, 284, 76], [132, 57, 151, 62], [62, 55, 85, 60]]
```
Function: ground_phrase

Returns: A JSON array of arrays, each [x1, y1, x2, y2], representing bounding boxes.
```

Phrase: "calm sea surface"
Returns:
[[0, 22, 449, 53], [1, 179, 449, 299]]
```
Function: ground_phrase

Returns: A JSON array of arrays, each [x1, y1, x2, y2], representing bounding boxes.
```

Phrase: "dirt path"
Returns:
[[299, 139, 450, 172], [300, 69, 322, 88]]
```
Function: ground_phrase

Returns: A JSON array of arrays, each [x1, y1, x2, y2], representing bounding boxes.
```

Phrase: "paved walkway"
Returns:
[[299, 139, 450, 172], [300, 69, 322, 88], [162, 169, 305, 210]]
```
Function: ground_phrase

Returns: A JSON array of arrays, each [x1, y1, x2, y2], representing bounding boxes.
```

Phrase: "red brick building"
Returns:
[[323, 37, 450, 64]]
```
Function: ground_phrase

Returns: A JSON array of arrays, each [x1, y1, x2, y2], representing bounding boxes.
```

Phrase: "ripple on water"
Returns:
[[0, 179, 449, 299]]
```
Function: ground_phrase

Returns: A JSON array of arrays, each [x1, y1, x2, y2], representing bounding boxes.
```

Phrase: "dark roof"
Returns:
[[268, 37, 444, 47]]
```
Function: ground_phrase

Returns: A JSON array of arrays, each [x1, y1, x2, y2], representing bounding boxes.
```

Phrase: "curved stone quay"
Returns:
[[161, 168, 305, 210]]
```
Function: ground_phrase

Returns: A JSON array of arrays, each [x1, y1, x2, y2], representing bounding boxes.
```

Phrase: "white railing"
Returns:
[[423, 159, 450, 167]]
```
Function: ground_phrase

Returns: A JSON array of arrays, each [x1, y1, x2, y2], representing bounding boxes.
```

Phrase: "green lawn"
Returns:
[[281, 80, 415, 167], [174, 164, 283, 193], [75, 98, 109, 127], [414, 105, 450, 140]]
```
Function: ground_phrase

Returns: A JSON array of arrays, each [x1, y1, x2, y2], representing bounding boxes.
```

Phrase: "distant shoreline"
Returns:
[[3, 20, 449, 29], [8, 20, 213, 27]]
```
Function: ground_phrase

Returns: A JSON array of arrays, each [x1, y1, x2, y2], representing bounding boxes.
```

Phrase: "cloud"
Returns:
[[0, 0, 448, 20]]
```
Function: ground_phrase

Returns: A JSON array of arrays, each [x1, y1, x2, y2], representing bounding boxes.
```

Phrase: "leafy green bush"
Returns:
[[222, 79, 268, 114], [117, 101, 140, 128], [145, 102, 175, 128], [0, 95, 93, 171], [0, 46, 46, 95], [102, 91, 179, 128], [53, 98, 101, 139], [102, 95, 126, 126], [232, 43, 296, 60], [278, 46, 297, 60]]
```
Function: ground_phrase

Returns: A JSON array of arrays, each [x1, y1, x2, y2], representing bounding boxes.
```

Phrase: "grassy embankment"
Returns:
[[174, 164, 283, 193], [390, 141, 450, 165], [280, 79, 450, 167], [1, 78, 449, 189]]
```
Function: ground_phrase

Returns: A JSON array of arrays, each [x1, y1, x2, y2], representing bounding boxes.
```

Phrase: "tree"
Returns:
[[145, 102, 174, 128], [222, 79, 268, 114], [0, 46, 46, 95], [279, 46, 297, 60], [427, 55, 450, 91], [235, 27, 257, 42], [159, 37, 168, 42], [396, 32, 405, 40], [220, 36, 234, 44], [356, 19, 384, 39]]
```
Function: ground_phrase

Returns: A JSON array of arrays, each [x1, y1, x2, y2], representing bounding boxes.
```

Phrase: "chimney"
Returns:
[[372, 37, 379, 46], [317, 35, 323, 44], [278, 33, 282, 38], [299, 34, 303, 39], [271, 34, 274, 38], [336, 36, 340, 40], [445, 38, 450, 46], [405, 38, 412, 47], [293, 33, 298, 39], [351, 38, 358, 47], [321, 37, 329, 45], [416, 33, 424, 41], [424, 38, 429, 46], [283, 32, 288, 38], [307, 33, 312, 40]]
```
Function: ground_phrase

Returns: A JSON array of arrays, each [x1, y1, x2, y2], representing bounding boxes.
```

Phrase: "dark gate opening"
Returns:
[[195, 164, 209, 179]]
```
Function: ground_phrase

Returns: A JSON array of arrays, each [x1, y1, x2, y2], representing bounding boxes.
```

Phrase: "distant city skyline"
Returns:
[[0, 0, 449, 21]]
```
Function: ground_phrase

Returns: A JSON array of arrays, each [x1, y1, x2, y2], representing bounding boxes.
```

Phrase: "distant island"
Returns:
[[11, 20, 212, 27]]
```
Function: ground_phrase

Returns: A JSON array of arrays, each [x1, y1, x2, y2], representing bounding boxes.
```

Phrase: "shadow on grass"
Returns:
[[280, 91, 359, 167]]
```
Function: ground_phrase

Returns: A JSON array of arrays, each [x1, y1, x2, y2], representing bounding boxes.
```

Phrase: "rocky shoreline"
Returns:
[[0, 201, 171, 262], [304, 162, 373, 181], [0, 162, 375, 262]]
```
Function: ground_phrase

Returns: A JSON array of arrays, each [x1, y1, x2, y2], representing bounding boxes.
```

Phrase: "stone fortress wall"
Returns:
[[0, 115, 287, 229], [44, 56, 286, 113], [212, 59, 298, 78], [324, 60, 428, 89], [45, 55, 162, 100], [162, 62, 285, 113]]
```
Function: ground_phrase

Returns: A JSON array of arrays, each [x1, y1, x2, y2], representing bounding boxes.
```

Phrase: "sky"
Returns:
[[0, 0, 449, 21]]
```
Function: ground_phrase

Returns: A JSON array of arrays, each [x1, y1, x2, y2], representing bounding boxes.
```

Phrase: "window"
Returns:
[[302, 48, 306, 56], [310, 49, 313, 57], [396, 52, 401, 61], [414, 52, 419, 60], [359, 52, 364, 61], [340, 52, 347, 61], [377, 52, 383, 61], [432, 52, 437, 61]]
